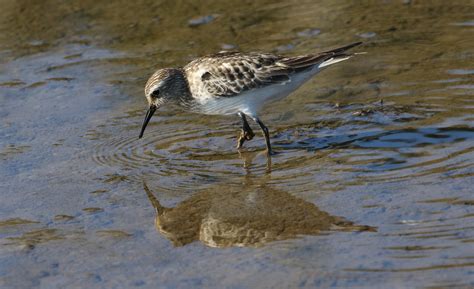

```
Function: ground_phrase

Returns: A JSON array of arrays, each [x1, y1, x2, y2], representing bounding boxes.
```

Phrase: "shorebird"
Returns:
[[139, 42, 363, 155]]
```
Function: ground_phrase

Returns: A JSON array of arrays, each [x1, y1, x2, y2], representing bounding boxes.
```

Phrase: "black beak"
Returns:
[[139, 105, 157, 139]]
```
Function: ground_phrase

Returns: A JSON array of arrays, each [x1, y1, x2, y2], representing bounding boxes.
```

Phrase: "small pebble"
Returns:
[[357, 32, 377, 39], [28, 40, 46, 47], [297, 28, 321, 38], [221, 43, 238, 50], [275, 44, 295, 52], [352, 108, 374, 116], [54, 215, 75, 221], [83, 207, 103, 213], [188, 15, 218, 27]]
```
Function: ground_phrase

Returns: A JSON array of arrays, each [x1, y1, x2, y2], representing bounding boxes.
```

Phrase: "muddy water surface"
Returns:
[[1, 1, 474, 288]]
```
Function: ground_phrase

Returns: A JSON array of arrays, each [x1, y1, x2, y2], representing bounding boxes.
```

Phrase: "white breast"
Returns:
[[192, 66, 322, 118]]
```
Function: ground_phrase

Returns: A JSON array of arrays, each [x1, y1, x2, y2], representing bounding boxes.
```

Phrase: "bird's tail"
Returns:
[[280, 42, 364, 71], [318, 42, 364, 68]]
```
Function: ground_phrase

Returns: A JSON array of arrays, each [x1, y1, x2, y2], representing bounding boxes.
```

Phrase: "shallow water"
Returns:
[[1, 0, 474, 288]]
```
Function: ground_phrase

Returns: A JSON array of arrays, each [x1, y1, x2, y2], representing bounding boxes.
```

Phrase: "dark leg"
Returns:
[[237, 112, 255, 149], [254, 117, 274, 155]]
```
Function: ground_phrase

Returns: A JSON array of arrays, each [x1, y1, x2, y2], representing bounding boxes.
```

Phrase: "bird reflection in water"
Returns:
[[144, 153, 375, 248]]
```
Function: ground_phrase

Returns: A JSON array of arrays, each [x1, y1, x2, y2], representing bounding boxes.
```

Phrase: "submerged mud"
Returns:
[[1, 1, 474, 288]]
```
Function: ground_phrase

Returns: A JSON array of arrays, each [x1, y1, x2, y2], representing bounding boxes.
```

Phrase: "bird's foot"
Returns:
[[266, 149, 278, 156], [236, 129, 255, 149]]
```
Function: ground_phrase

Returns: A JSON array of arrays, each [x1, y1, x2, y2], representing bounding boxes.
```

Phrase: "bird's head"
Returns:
[[139, 68, 187, 138]]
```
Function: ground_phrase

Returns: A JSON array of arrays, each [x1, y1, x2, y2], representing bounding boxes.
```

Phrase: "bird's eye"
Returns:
[[151, 89, 160, 98]]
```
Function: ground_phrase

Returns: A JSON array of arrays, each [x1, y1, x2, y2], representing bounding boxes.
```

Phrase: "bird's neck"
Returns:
[[171, 68, 194, 108]]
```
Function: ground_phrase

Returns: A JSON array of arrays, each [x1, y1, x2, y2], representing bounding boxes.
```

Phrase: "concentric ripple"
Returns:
[[272, 123, 474, 190], [87, 113, 275, 192], [87, 102, 474, 197]]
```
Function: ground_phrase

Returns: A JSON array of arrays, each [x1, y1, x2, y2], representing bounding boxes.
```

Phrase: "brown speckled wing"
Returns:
[[184, 42, 362, 99], [184, 52, 292, 98]]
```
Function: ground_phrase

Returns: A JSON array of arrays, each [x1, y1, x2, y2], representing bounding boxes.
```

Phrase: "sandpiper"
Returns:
[[139, 42, 363, 155]]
